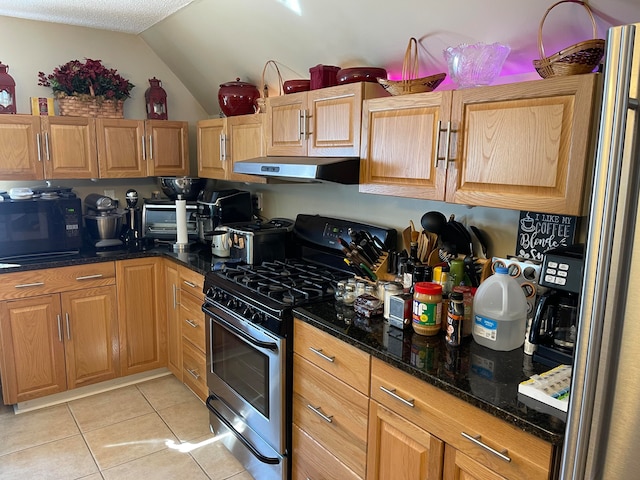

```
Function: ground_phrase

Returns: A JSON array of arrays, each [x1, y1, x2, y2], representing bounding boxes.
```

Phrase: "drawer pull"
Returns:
[[184, 319, 199, 328], [307, 404, 333, 423], [309, 347, 335, 363], [183, 280, 197, 288], [75, 274, 103, 281], [379, 385, 415, 407], [187, 368, 200, 380], [461, 432, 511, 463], [15, 282, 44, 288]]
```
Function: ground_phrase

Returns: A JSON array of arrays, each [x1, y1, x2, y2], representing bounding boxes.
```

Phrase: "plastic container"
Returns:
[[472, 267, 528, 351]]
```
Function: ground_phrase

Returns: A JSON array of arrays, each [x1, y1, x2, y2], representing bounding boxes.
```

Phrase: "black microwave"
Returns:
[[0, 197, 83, 262]]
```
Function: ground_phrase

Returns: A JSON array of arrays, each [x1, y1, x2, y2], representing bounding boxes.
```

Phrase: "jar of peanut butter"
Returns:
[[412, 282, 443, 336]]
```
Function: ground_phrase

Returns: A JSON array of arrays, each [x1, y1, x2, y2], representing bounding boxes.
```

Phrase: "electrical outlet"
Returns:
[[253, 192, 264, 211], [104, 189, 116, 199]]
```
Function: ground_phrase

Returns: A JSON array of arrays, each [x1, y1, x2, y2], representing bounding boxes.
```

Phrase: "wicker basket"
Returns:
[[377, 37, 446, 95], [56, 93, 124, 118], [533, 0, 605, 79]]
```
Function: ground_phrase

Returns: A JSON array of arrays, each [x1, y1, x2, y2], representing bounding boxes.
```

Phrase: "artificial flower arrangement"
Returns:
[[37, 58, 134, 117]]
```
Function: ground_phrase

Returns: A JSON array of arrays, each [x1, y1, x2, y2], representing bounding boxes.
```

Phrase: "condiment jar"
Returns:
[[334, 281, 346, 303], [343, 283, 356, 305], [446, 292, 465, 346], [412, 282, 443, 336]]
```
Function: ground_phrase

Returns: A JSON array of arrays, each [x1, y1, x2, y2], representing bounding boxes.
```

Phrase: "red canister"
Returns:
[[218, 78, 260, 117], [309, 64, 340, 90]]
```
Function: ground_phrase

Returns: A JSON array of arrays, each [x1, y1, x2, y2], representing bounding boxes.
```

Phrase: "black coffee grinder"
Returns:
[[529, 244, 584, 367], [122, 189, 141, 247]]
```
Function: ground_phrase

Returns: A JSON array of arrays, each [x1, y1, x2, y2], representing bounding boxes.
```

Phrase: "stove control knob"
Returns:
[[251, 312, 264, 324], [226, 298, 237, 310], [242, 307, 253, 318]]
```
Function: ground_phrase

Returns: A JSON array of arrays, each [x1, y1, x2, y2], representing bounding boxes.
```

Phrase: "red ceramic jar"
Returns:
[[218, 78, 260, 116]]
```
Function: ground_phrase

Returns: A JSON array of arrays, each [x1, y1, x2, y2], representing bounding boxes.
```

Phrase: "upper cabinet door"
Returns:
[[359, 91, 451, 200], [0, 115, 43, 180], [146, 120, 189, 177], [266, 92, 307, 156], [41, 116, 98, 179], [446, 74, 599, 215], [226, 114, 267, 183], [197, 118, 226, 179], [96, 119, 146, 178]]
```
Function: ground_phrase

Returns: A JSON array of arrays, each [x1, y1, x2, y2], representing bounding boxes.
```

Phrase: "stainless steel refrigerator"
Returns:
[[561, 23, 640, 479]]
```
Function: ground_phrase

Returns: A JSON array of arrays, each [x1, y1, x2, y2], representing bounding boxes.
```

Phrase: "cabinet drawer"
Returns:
[[292, 424, 362, 480], [294, 319, 370, 395], [180, 291, 205, 353], [293, 354, 368, 478], [182, 339, 207, 401], [370, 358, 553, 480], [179, 267, 204, 296], [0, 262, 116, 300]]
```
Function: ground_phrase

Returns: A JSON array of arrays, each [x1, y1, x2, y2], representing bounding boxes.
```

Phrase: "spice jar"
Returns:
[[343, 283, 356, 305], [412, 282, 443, 336]]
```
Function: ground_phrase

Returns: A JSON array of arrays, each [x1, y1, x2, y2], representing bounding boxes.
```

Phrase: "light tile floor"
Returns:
[[0, 376, 255, 480]]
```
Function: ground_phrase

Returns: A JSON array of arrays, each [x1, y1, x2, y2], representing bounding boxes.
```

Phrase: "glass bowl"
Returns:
[[443, 42, 511, 89]]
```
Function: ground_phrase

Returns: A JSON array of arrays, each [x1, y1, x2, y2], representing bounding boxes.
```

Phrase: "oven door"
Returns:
[[204, 304, 286, 453]]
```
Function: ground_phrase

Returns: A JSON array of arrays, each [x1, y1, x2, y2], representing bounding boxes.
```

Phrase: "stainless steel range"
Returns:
[[202, 214, 396, 480]]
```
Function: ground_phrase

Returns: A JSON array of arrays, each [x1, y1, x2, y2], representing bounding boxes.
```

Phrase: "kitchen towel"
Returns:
[[175, 198, 188, 245]]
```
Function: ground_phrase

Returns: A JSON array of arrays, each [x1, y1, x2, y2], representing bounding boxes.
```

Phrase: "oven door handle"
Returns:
[[206, 393, 281, 466], [204, 307, 279, 351]]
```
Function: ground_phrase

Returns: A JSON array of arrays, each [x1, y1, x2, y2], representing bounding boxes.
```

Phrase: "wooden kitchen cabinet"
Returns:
[[360, 74, 599, 215], [0, 114, 97, 180], [367, 400, 445, 480], [266, 82, 388, 158], [0, 263, 118, 404], [165, 261, 181, 379], [178, 265, 206, 400], [197, 114, 267, 182], [292, 319, 371, 479], [370, 358, 555, 480], [96, 119, 189, 178], [444, 445, 510, 480], [116, 258, 167, 376]]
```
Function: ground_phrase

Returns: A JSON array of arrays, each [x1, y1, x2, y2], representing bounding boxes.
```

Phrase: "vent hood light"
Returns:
[[233, 156, 360, 184]]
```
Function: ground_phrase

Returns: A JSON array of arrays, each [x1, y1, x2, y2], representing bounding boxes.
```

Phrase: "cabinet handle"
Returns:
[[298, 110, 304, 140], [56, 314, 62, 343], [442, 121, 451, 171], [379, 385, 415, 407], [65, 313, 71, 340], [36, 133, 42, 162], [433, 120, 452, 170], [309, 347, 335, 363], [307, 404, 333, 423], [141, 135, 146, 161], [14, 282, 44, 288], [44, 132, 51, 161], [75, 274, 103, 281], [184, 319, 199, 328], [183, 280, 197, 289], [148, 134, 153, 160], [172, 284, 178, 309], [461, 432, 511, 463], [305, 110, 312, 137], [187, 368, 200, 380]]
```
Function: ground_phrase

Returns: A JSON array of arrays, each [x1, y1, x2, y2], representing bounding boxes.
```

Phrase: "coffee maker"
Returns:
[[529, 244, 584, 367], [196, 188, 253, 244]]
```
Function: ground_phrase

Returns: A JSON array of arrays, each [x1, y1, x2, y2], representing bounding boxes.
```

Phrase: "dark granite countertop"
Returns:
[[0, 243, 220, 278], [293, 301, 567, 446]]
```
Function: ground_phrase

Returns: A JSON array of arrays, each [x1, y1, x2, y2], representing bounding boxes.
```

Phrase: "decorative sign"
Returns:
[[516, 211, 577, 260]]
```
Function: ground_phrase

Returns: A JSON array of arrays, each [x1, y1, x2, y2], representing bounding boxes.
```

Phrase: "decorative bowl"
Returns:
[[336, 67, 387, 85], [158, 177, 206, 201], [283, 79, 311, 94], [443, 43, 510, 89]]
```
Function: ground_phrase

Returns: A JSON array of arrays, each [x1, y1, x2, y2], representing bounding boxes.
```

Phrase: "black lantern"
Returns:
[[145, 77, 168, 120], [0, 62, 16, 114]]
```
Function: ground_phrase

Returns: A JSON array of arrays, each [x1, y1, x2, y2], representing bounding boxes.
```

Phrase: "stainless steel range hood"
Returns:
[[232, 156, 360, 184]]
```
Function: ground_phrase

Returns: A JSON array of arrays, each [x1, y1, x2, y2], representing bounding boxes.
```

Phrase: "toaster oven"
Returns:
[[141, 199, 198, 241]]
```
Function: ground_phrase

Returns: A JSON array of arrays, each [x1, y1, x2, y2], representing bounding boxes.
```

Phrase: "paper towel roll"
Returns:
[[175, 198, 188, 245]]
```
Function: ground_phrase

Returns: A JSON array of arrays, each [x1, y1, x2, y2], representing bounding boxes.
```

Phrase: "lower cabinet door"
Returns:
[[367, 400, 445, 480], [292, 424, 362, 480], [182, 339, 207, 401], [62, 286, 119, 389], [0, 295, 67, 404], [444, 444, 508, 480]]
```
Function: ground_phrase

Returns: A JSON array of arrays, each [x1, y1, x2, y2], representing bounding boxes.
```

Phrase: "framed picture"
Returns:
[[30, 97, 55, 116], [515, 210, 578, 261]]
